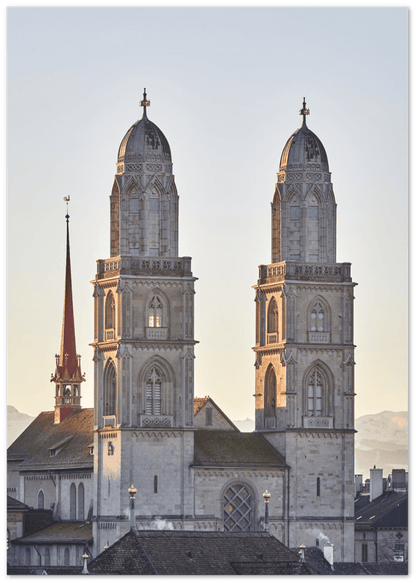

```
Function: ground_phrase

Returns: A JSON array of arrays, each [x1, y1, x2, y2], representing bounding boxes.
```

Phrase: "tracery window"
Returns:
[[145, 367, 162, 415], [265, 366, 276, 418], [310, 301, 325, 332], [223, 484, 252, 532], [104, 361, 116, 416], [148, 296, 163, 328], [307, 370, 323, 417], [37, 489, 44, 510]]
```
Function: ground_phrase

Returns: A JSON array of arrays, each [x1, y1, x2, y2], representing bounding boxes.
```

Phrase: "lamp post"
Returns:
[[263, 489, 270, 532], [82, 552, 89, 575], [128, 484, 137, 530]]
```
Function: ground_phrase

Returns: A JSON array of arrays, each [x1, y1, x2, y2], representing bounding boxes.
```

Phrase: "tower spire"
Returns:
[[140, 88, 151, 118], [299, 97, 310, 126], [51, 198, 85, 423]]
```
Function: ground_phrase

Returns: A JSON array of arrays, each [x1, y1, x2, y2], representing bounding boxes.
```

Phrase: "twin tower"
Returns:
[[89, 94, 356, 559]]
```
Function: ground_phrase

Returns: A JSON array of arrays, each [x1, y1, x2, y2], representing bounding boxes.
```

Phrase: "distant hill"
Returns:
[[355, 410, 408, 478], [7, 405, 35, 448], [232, 418, 255, 432]]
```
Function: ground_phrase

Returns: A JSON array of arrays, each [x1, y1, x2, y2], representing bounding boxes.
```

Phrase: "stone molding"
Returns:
[[193, 469, 283, 479], [258, 261, 352, 285], [96, 256, 193, 279]]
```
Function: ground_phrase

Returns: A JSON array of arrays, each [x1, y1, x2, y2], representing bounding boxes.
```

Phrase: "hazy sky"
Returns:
[[7, 7, 408, 420]]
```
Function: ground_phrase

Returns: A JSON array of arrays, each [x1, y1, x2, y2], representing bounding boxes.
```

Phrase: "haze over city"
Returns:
[[7, 7, 408, 421]]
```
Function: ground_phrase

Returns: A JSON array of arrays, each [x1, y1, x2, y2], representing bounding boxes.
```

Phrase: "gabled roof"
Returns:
[[194, 430, 287, 468], [12, 522, 93, 545], [7, 408, 94, 471], [194, 396, 240, 431], [355, 491, 408, 529], [88, 530, 314, 575]]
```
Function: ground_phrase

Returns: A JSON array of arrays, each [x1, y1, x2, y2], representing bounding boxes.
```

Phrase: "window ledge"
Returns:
[[146, 327, 168, 340]]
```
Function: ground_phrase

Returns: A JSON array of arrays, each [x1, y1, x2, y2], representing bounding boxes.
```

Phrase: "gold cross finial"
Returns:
[[299, 97, 310, 125], [63, 196, 70, 222], [140, 88, 150, 116]]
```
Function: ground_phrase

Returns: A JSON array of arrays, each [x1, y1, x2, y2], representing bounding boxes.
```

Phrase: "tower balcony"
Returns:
[[258, 261, 352, 285], [96, 256, 193, 280]]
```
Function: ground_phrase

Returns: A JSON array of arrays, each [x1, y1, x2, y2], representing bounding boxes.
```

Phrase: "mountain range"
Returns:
[[7, 406, 407, 479]]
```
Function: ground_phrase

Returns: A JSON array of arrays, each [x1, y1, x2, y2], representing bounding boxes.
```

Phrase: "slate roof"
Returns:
[[88, 530, 314, 575], [12, 521, 93, 545], [7, 408, 94, 471], [194, 430, 287, 467], [194, 396, 240, 431], [7, 495, 29, 511], [355, 491, 408, 529]]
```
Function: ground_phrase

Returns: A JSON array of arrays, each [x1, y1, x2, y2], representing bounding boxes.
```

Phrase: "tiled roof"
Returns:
[[332, 562, 408, 575], [355, 491, 408, 528], [88, 530, 310, 575], [7, 495, 29, 511], [194, 430, 287, 467], [7, 408, 94, 471], [13, 521, 93, 544], [194, 396, 240, 431]]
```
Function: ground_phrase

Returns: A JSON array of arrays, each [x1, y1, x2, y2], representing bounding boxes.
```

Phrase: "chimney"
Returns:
[[391, 469, 407, 492], [370, 467, 383, 501], [355, 474, 363, 495], [323, 543, 334, 569]]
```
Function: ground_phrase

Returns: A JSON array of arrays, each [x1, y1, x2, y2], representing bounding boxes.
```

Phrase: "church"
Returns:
[[7, 94, 357, 567]]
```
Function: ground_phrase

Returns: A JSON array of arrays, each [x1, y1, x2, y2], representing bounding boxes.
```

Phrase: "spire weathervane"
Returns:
[[63, 196, 70, 222], [299, 97, 310, 125], [140, 88, 151, 117]]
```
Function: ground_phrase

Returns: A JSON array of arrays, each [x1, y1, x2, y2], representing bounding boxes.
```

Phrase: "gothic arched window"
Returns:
[[223, 484, 253, 532], [307, 370, 324, 417], [25, 547, 31, 566], [64, 547, 70, 567], [148, 295, 163, 328], [267, 297, 278, 340], [105, 291, 115, 330], [45, 547, 51, 566], [70, 483, 76, 520], [37, 489, 44, 510], [78, 483, 85, 521], [145, 367, 162, 415], [104, 361, 116, 416], [265, 366, 276, 418], [310, 301, 325, 332]]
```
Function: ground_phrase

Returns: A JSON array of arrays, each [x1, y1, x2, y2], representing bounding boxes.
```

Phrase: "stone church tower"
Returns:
[[253, 100, 356, 562], [92, 91, 197, 552]]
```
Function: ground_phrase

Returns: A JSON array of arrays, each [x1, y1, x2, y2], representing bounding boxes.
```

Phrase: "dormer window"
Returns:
[[50, 449, 57, 457], [89, 446, 94, 456]]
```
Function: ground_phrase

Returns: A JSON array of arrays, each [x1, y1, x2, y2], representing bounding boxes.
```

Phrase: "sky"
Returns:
[[7, 7, 408, 421]]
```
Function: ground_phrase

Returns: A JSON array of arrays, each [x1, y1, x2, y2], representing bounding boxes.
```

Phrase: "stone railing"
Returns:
[[264, 417, 277, 429], [308, 332, 330, 344], [258, 261, 351, 284], [138, 414, 173, 428], [303, 416, 333, 429], [97, 256, 193, 279], [145, 327, 168, 340]]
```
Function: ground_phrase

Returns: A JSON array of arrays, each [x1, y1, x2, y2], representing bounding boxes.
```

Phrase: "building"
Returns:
[[8, 95, 357, 567]]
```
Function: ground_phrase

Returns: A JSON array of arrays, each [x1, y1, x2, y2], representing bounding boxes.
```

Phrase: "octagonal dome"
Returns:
[[279, 117, 329, 173]]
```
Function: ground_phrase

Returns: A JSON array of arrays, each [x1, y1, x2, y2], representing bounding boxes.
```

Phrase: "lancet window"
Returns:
[[310, 301, 325, 332], [307, 370, 324, 417], [148, 296, 163, 328], [105, 291, 115, 330], [265, 366, 277, 418], [145, 367, 162, 415], [267, 297, 278, 342], [104, 361, 116, 416]]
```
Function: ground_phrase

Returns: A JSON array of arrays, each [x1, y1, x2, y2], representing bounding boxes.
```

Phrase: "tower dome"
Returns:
[[279, 99, 329, 173], [116, 89, 172, 175]]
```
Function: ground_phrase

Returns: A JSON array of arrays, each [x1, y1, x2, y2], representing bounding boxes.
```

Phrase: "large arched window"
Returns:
[[64, 547, 70, 567], [223, 484, 253, 532], [307, 370, 324, 417], [105, 291, 115, 330], [267, 297, 278, 342], [265, 365, 276, 418], [145, 367, 162, 415], [37, 489, 44, 510], [78, 483, 85, 521], [148, 295, 163, 328], [104, 361, 116, 416], [70, 483, 76, 520]]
